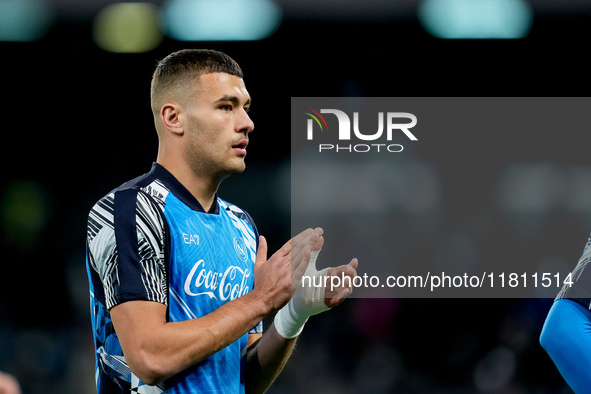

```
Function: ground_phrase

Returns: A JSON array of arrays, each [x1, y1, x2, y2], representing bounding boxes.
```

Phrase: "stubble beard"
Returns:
[[185, 141, 245, 186]]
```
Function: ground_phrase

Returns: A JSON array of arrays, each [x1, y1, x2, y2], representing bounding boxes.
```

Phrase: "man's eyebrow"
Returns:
[[216, 95, 251, 107]]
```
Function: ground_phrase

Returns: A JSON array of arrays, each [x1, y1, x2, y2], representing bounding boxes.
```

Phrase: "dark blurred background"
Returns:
[[1, 0, 590, 392]]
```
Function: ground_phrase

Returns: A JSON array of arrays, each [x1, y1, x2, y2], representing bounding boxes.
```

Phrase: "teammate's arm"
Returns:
[[110, 228, 321, 385], [540, 298, 591, 393]]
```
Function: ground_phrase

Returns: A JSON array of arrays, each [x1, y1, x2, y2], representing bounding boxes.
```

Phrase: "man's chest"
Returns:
[[163, 198, 257, 318]]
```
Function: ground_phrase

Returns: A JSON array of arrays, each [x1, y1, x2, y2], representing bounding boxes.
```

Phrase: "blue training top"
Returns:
[[86, 163, 262, 393]]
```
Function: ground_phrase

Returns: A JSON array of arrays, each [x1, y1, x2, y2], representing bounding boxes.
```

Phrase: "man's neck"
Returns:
[[156, 157, 220, 213]]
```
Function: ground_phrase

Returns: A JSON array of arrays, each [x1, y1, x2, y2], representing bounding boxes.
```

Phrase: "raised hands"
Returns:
[[253, 228, 325, 314], [254, 227, 358, 339]]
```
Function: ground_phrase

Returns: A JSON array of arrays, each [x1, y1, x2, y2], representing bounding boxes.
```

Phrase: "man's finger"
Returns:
[[274, 227, 321, 259], [326, 287, 351, 308], [289, 228, 321, 260], [254, 235, 268, 272], [291, 248, 312, 290], [291, 227, 315, 246], [311, 233, 324, 252], [289, 230, 322, 274]]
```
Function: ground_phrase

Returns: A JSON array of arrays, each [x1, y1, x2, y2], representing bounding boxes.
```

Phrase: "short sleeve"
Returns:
[[87, 187, 168, 310]]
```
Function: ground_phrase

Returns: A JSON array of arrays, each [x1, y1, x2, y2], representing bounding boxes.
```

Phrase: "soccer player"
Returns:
[[540, 235, 591, 393], [85, 49, 358, 393]]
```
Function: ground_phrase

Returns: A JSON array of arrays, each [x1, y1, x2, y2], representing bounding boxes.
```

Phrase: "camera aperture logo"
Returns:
[[304, 107, 417, 153]]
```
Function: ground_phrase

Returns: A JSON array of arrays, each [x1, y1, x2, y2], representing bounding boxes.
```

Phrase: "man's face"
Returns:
[[181, 72, 254, 180]]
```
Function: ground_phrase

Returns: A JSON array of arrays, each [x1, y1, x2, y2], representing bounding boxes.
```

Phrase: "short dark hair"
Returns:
[[150, 49, 243, 114]]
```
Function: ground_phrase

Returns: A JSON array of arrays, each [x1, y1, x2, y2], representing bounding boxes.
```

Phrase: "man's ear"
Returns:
[[160, 103, 184, 136]]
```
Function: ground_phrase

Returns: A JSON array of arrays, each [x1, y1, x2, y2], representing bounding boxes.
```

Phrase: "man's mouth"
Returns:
[[232, 140, 248, 156]]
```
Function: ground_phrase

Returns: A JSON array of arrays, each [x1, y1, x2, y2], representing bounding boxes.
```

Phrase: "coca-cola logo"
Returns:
[[183, 259, 251, 301]]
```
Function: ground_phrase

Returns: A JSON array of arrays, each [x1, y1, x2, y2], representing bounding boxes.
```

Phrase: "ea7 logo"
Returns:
[[305, 109, 418, 141]]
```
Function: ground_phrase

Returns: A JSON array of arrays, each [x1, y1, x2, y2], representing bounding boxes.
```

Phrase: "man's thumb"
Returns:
[[254, 235, 268, 271]]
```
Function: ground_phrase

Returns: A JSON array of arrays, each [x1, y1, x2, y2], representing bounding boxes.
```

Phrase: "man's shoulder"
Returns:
[[87, 165, 170, 242], [91, 164, 170, 209]]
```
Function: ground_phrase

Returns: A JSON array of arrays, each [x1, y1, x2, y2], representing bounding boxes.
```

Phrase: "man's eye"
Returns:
[[220, 105, 232, 111]]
